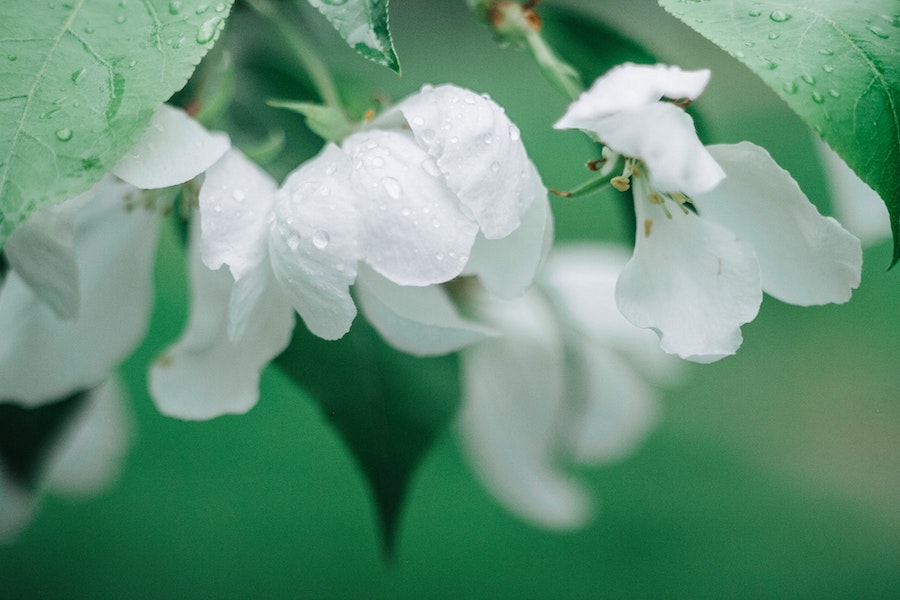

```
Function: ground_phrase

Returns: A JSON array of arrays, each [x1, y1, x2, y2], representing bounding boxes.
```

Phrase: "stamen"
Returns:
[[644, 218, 653, 237], [648, 192, 672, 218], [611, 176, 630, 192]]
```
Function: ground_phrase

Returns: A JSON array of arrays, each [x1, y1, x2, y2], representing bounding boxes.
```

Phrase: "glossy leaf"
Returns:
[[276, 318, 460, 557], [658, 0, 900, 265], [305, 0, 399, 73], [0, 0, 233, 247]]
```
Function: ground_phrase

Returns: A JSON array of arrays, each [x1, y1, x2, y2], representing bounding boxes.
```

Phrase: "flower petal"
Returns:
[[458, 291, 590, 530], [344, 129, 478, 285], [596, 103, 724, 195], [388, 84, 538, 238], [696, 142, 862, 306], [150, 226, 294, 420], [615, 176, 762, 363], [463, 185, 552, 299], [199, 149, 277, 282], [3, 191, 88, 320], [0, 178, 159, 404], [355, 266, 496, 356], [270, 143, 360, 340], [111, 104, 230, 189], [555, 63, 710, 129]]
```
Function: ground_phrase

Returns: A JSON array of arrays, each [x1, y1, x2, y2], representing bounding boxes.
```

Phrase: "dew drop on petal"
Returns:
[[286, 234, 300, 251], [382, 177, 402, 199], [232, 189, 245, 202], [490, 161, 500, 173], [483, 134, 493, 145], [421, 157, 441, 177], [213, 204, 223, 213], [312, 230, 330, 249], [411, 116, 425, 126], [508, 124, 520, 141], [431, 219, 441, 228]]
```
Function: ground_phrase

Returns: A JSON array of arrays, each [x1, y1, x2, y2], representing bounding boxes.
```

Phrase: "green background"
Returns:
[[2, 1, 899, 597]]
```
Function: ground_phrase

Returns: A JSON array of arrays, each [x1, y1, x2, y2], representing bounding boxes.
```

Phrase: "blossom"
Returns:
[[150, 83, 549, 418], [1, 378, 132, 543], [456, 244, 683, 529], [0, 105, 229, 405], [555, 63, 862, 362]]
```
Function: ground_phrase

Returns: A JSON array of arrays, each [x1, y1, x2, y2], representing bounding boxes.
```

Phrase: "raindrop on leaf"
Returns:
[[769, 10, 792, 22], [55, 128, 73, 141]]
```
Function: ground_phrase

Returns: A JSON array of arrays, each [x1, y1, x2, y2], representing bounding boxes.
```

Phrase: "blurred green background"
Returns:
[[2, 1, 899, 597]]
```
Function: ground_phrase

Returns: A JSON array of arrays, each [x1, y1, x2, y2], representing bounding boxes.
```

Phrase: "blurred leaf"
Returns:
[[266, 99, 354, 142], [658, 0, 900, 265], [0, 392, 86, 488], [276, 318, 460, 557], [304, 0, 399, 73], [0, 0, 233, 247]]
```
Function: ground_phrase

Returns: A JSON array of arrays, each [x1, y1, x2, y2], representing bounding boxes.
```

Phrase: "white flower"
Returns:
[[1, 378, 132, 544], [555, 63, 862, 362], [152, 84, 549, 418], [456, 244, 683, 529], [0, 105, 228, 405]]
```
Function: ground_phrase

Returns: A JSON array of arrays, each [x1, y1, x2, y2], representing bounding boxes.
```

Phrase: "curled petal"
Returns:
[[555, 63, 710, 129], [344, 130, 478, 286], [355, 267, 496, 356], [694, 142, 862, 306], [199, 149, 277, 282], [270, 144, 361, 340], [615, 177, 762, 363], [0, 179, 159, 404], [596, 103, 723, 195], [388, 84, 538, 238], [150, 226, 294, 420], [464, 185, 553, 299], [111, 104, 230, 189], [458, 292, 590, 529]]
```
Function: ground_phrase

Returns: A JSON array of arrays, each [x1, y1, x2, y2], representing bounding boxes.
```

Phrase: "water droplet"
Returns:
[[449, 136, 458, 144], [431, 219, 441, 229], [866, 25, 889, 39], [483, 134, 493, 145], [114, 15, 127, 24], [213, 204, 223, 213], [749, 9, 761, 17], [85, 25, 94, 33], [128, 59, 137, 67], [811, 91, 825, 104], [400, 207, 412, 217], [767, 32, 780, 40], [509, 124, 520, 141], [783, 80, 799, 94], [232, 189, 245, 202], [411, 115, 424, 126], [464, 95, 476, 105], [822, 64, 834, 73], [215, 2, 226, 12], [55, 128, 73, 141], [197, 17, 224, 44], [41, 107, 61, 119], [769, 10, 792, 22], [325, 162, 337, 175], [7, 54, 16, 62], [196, 4, 208, 14], [286, 234, 300, 251], [828, 89, 840, 98], [762, 59, 778, 70], [370, 156, 385, 168], [382, 177, 402, 199], [421, 158, 441, 177], [801, 73, 816, 85], [490, 161, 500, 173], [819, 48, 834, 56], [434, 252, 445, 261], [732, 50, 746, 59], [168, 0, 181, 14], [71, 67, 86, 84], [319, 186, 330, 197], [312, 231, 330, 249], [744, 41, 755, 47], [421, 128, 436, 142]]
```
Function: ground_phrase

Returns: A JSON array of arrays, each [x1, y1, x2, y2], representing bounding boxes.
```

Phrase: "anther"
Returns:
[[611, 176, 631, 192], [644, 218, 653, 237]]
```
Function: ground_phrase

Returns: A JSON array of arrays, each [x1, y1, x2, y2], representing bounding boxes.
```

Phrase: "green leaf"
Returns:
[[0, 0, 234, 247], [658, 0, 900, 265], [276, 319, 460, 557], [305, 0, 400, 73]]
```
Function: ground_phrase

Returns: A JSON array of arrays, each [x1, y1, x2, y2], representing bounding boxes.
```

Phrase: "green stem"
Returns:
[[244, 0, 343, 111]]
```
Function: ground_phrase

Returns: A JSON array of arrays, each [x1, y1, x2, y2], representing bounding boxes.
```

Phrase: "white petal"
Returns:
[[596, 103, 724, 195], [150, 226, 294, 420], [815, 137, 890, 246], [615, 176, 762, 363], [564, 343, 658, 464], [199, 149, 276, 282], [44, 377, 132, 496], [3, 191, 87, 320], [355, 266, 496, 356], [457, 291, 590, 530], [0, 178, 159, 404], [555, 63, 710, 129], [540, 243, 684, 384], [270, 144, 360, 340], [463, 187, 552, 299], [696, 142, 862, 306], [111, 104, 230, 189], [388, 84, 539, 238], [344, 130, 478, 285]]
